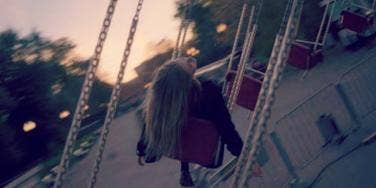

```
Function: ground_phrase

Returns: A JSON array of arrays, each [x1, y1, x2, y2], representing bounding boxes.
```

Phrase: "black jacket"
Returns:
[[137, 79, 243, 162]]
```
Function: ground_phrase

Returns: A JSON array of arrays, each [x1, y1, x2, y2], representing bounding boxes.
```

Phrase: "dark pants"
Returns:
[[181, 162, 189, 172]]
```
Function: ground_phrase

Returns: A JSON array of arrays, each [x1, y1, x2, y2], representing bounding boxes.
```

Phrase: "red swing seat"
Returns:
[[287, 41, 323, 70], [168, 117, 223, 168], [225, 70, 262, 111], [340, 10, 374, 33]]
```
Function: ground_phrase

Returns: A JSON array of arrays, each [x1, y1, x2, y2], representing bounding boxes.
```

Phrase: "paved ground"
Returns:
[[60, 42, 376, 188]]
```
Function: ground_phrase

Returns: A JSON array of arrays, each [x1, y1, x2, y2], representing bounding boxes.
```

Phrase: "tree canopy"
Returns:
[[0, 30, 111, 183], [174, 0, 324, 65]]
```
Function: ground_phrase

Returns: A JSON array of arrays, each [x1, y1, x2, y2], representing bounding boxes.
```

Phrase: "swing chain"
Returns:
[[231, 0, 297, 186], [172, 18, 186, 60], [228, 25, 257, 111], [231, 31, 284, 188], [228, 5, 256, 111], [172, 0, 192, 60], [53, 1, 118, 187], [89, 0, 144, 187], [222, 3, 247, 94], [226, 0, 263, 110], [251, 0, 264, 26], [178, 0, 195, 58], [177, 20, 190, 58], [239, 0, 304, 187]]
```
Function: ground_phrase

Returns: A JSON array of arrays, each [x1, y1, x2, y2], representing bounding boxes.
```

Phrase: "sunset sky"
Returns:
[[0, 0, 187, 83]]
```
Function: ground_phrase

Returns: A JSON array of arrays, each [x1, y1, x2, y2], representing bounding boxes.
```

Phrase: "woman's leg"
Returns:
[[180, 162, 194, 186], [181, 162, 190, 172]]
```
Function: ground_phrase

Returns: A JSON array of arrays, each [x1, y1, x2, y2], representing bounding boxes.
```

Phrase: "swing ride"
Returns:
[[40, 0, 376, 187]]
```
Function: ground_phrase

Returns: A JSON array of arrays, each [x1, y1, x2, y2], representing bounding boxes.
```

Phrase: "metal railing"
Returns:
[[336, 58, 376, 121], [230, 51, 376, 187], [273, 83, 355, 169]]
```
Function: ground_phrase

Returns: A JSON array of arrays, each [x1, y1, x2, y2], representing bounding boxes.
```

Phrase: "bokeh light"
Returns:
[[186, 47, 200, 56], [59, 110, 71, 119], [216, 23, 228, 33], [23, 121, 37, 132]]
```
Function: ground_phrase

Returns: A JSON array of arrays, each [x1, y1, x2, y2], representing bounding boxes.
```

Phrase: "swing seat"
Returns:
[[169, 117, 223, 168], [225, 71, 262, 110], [287, 42, 323, 70], [340, 10, 374, 33]]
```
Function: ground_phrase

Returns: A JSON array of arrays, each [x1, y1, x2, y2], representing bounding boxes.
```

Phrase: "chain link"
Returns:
[[238, 0, 304, 187], [231, 0, 296, 186], [53, 1, 118, 187], [88, 0, 144, 187]]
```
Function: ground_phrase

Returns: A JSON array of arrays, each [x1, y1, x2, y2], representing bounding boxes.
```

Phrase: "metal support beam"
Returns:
[[270, 132, 299, 179], [335, 83, 362, 129]]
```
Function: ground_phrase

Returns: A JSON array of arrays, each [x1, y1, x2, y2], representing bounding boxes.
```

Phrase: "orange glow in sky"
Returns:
[[0, 0, 190, 83]]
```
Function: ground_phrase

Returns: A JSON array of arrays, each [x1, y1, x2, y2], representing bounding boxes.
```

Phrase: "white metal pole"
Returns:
[[222, 4, 248, 94], [314, 3, 330, 51], [321, 1, 336, 47]]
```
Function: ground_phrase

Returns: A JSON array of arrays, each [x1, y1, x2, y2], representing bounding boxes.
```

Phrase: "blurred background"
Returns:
[[0, 0, 325, 185]]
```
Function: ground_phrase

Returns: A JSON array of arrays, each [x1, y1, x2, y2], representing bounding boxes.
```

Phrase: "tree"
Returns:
[[0, 30, 111, 183], [175, 0, 325, 64]]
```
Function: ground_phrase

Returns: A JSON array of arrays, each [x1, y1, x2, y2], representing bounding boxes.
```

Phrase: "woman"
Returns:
[[137, 57, 243, 186]]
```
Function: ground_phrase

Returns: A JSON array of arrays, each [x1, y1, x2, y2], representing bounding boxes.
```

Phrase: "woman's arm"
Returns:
[[199, 80, 244, 156]]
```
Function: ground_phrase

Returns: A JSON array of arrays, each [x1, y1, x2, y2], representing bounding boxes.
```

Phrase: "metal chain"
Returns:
[[231, 0, 295, 186], [231, 34, 283, 188], [228, 24, 257, 112], [53, 1, 118, 187], [227, 34, 250, 109], [205, 1, 262, 186], [178, 0, 194, 58], [172, 19, 185, 60], [227, 6, 256, 110], [197, 3, 255, 185], [238, 0, 304, 187], [279, 0, 294, 35], [177, 20, 190, 58], [251, 0, 264, 26], [229, 0, 264, 107], [222, 3, 248, 94], [88, 1, 144, 187], [172, 0, 191, 60], [227, 0, 264, 109], [205, 1, 263, 186]]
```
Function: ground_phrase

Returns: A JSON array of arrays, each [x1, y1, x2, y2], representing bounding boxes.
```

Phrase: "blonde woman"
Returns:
[[137, 57, 243, 186]]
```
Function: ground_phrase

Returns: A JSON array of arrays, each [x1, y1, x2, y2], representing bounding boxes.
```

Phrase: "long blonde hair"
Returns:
[[144, 59, 197, 158]]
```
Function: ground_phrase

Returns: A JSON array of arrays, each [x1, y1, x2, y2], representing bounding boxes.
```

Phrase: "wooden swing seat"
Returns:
[[287, 41, 323, 70], [168, 117, 223, 168], [225, 70, 262, 111], [340, 10, 374, 33]]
